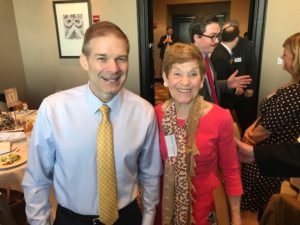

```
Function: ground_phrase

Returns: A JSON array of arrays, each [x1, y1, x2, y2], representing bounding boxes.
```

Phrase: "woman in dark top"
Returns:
[[240, 33, 300, 213]]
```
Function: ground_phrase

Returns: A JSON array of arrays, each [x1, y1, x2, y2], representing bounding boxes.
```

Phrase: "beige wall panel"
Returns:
[[12, 0, 139, 108], [259, 0, 300, 104], [0, 0, 27, 103]]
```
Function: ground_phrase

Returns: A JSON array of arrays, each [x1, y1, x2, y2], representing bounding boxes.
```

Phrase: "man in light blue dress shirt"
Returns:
[[22, 21, 162, 225]]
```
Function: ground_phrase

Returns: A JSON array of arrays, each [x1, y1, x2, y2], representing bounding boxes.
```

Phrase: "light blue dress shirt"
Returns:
[[22, 84, 162, 225]]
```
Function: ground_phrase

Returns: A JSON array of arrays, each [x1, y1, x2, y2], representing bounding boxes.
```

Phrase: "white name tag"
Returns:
[[234, 57, 242, 63], [165, 134, 177, 157]]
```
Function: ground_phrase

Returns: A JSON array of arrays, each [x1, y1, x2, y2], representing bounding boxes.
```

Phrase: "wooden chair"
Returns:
[[213, 184, 231, 225], [0, 192, 18, 225], [212, 123, 239, 225]]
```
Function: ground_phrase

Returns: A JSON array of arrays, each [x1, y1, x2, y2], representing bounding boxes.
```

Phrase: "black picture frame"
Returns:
[[53, 0, 91, 58]]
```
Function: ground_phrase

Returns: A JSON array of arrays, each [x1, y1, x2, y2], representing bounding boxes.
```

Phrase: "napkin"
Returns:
[[0, 132, 26, 143], [0, 142, 11, 154]]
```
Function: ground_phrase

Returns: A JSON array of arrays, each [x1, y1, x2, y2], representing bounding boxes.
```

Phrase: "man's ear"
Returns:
[[193, 33, 200, 42], [162, 72, 168, 87], [79, 53, 89, 71]]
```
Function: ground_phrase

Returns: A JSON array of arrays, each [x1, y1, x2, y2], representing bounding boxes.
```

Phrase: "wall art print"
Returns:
[[53, 0, 91, 58]]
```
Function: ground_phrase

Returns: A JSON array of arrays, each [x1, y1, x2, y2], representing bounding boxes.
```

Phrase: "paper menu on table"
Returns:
[[0, 132, 26, 143]]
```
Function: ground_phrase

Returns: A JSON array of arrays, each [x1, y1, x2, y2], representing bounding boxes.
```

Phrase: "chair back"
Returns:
[[0, 188, 27, 225], [213, 185, 231, 225], [290, 178, 300, 200], [0, 193, 17, 225]]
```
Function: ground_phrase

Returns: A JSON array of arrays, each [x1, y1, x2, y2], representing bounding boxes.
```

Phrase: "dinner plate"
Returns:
[[0, 149, 27, 170]]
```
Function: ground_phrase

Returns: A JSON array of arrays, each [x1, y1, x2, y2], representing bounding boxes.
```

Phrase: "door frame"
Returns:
[[137, 0, 267, 104], [136, 0, 155, 105]]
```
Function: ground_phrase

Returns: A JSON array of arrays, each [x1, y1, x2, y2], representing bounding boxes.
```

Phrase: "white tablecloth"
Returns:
[[0, 111, 57, 223], [0, 135, 28, 191]]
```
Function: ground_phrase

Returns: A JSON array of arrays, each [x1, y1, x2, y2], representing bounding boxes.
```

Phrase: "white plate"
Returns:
[[0, 149, 27, 170]]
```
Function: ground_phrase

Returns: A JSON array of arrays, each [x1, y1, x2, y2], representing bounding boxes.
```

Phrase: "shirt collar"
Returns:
[[221, 42, 232, 55], [85, 83, 123, 117]]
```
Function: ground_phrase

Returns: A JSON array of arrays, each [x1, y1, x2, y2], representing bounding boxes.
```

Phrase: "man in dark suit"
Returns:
[[210, 25, 242, 110], [189, 15, 252, 104], [157, 26, 177, 60], [223, 20, 258, 135]]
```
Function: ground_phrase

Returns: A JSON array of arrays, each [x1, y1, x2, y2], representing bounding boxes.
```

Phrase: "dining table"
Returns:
[[0, 109, 57, 223], [0, 109, 37, 191]]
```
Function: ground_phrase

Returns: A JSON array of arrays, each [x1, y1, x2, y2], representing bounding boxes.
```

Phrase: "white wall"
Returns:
[[259, 0, 300, 103], [12, 0, 140, 108]]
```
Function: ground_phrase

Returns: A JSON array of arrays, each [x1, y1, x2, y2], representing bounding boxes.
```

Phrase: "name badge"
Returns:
[[164, 134, 177, 157], [234, 57, 242, 63]]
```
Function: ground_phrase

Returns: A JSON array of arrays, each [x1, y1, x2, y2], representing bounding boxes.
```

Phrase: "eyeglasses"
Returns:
[[199, 33, 221, 41]]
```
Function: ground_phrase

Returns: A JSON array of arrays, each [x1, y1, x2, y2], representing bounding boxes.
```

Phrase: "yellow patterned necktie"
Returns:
[[97, 105, 119, 225]]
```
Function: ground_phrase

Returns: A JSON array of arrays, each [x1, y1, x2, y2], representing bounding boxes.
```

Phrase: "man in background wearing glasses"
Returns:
[[189, 14, 252, 104]]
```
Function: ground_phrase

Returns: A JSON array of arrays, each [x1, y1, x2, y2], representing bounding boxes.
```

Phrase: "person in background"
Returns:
[[154, 43, 243, 225], [157, 26, 178, 60], [222, 20, 258, 135], [22, 21, 162, 225], [235, 138, 300, 177], [240, 32, 300, 218], [189, 14, 252, 105], [210, 25, 243, 120], [243, 32, 249, 39]]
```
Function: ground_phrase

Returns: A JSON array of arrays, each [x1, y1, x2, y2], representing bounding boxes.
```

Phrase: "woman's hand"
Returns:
[[242, 121, 256, 145], [234, 137, 255, 163]]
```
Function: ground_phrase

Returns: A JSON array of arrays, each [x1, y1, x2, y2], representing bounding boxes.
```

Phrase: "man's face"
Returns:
[[193, 23, 221, 54], [80, 35, 129, 102], [166, 28, 173, 35]]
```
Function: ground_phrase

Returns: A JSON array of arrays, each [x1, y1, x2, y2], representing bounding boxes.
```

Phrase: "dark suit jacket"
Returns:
[[210, 43, 237, 109], [232, 37, 257, 89], [232, 37, 258, 133], [157, 34, 177, 59], [255, 143, 300, 177], [199, 56, 232, 104]]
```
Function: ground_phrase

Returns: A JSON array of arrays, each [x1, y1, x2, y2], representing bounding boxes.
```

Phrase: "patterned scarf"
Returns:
[[162, 96, 206, 225]]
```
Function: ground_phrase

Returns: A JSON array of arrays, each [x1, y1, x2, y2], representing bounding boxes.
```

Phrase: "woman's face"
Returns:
[[281, 47, 295, 75], [163, 59, 203, 106]]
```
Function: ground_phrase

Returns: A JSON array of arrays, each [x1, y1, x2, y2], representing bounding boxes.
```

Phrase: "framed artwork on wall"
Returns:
[[53, 0, 91, 58]]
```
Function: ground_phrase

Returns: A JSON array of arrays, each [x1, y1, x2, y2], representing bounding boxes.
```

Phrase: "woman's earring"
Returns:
[[163, 81, 168, 87]]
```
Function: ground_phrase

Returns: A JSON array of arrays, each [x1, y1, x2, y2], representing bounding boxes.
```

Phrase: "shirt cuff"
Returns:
[[142, 211, 156, 225]]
